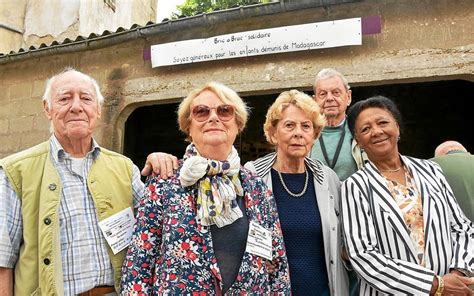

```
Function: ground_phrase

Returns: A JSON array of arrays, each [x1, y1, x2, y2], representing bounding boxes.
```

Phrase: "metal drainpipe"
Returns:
[[0, 23, 23, 34]]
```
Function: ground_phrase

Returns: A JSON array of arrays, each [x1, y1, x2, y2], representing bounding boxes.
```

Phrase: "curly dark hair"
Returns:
[[347, 95, 403, 136]]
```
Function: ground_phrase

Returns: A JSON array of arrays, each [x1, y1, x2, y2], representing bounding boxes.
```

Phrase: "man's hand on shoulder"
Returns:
[[141, 152, 179, 180]]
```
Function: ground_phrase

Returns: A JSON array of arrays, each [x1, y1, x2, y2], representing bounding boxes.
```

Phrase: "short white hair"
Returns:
[[42, 67, 104, 108], [314, 68, 351, 91]]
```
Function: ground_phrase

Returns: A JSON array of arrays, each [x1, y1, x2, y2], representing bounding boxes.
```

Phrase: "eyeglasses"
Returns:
[[191, 104, 235, 122]]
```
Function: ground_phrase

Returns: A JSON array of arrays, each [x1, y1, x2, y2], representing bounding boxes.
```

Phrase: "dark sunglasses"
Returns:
[[191, 104, 235, 122]]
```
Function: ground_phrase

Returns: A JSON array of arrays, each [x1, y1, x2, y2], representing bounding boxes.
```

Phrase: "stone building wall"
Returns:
[[0, 0, 156, 54], [0, 0, 472, 158], [0, 0, 27, 54]]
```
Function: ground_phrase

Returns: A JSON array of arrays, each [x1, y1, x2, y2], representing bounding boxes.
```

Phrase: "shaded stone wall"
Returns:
[[0, 0, 472, 158]]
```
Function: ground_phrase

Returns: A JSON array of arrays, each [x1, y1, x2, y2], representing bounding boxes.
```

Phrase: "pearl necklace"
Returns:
[[277, 169, 309, 197]]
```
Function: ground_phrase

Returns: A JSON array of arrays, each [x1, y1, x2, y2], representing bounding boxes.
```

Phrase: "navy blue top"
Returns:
[[211, 196, 249, 293], [271, 168, 329, 296]]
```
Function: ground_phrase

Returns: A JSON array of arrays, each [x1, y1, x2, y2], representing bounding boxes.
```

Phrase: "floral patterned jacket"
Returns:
[[120, 166, 290, 295]]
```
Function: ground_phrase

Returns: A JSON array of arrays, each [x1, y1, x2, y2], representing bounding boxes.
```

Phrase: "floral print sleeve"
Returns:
[[121, 174, 164, 295], [267, 189, 291, 294], [240, 168, 291, 295]]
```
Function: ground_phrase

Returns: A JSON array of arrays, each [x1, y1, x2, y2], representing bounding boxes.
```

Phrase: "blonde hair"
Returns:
[[177, 82, 249, 141], [263, 90, 326, 145]]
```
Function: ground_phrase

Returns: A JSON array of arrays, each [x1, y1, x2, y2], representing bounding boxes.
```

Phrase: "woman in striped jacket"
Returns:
[[341, 96, 473, 295]]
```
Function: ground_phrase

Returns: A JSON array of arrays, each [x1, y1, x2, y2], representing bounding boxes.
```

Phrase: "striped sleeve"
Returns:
[[0, 169, 22, 268], [341, 173, 435, 295], [131, 164, 145, 208]]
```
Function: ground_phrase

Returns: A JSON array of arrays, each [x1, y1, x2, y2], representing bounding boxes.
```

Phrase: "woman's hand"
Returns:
[[341, 246, 350, 262], [443, 273, 474, 295], [141, 152, 178, 179], [431, 273, 474, 295]]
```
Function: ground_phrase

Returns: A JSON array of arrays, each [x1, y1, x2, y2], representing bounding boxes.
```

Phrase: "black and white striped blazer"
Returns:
[[341, 155, 473, 295]]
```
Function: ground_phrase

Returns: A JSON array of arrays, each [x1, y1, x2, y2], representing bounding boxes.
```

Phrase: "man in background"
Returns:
[[432, 140, 473, 221], [311, 68, 367, 181]]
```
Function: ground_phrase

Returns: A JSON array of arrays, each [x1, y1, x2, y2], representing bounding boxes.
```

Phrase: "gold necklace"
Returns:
[[380, 166, 402, 173]]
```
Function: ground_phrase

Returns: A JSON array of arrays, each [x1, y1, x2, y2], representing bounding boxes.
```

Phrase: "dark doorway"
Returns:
[[123, 79, 473, 168], [123, 103, 184, 171]]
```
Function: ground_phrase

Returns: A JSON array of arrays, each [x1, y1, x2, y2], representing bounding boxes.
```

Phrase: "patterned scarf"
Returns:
[[179, 143, 244, 228]]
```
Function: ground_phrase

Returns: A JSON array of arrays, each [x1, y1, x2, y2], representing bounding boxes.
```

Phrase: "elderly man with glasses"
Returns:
[[311, 68, 367, 182]]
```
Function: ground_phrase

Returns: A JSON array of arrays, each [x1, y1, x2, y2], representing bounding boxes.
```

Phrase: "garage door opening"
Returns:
[[123, 79, 473, 169]]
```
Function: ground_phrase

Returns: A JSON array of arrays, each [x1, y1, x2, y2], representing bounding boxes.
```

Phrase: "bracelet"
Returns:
[[435, 275, 444, 296]]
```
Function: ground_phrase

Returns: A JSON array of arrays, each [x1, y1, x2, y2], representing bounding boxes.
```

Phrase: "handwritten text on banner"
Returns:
[[151, 18, 361, 67]]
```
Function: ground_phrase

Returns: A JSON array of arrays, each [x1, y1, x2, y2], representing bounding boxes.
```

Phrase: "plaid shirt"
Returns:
[[0, 135, 144, 295]]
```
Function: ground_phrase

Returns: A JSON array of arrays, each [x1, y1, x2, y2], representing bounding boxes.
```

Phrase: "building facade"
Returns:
[[0, 0, 473, 165]]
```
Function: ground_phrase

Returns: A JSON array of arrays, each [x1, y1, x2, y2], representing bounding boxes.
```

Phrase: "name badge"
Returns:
[[245, 221, 272, 260], [98, 207, 136, 255]]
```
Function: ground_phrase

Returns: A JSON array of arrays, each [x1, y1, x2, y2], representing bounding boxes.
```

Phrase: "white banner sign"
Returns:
[[151, 18, 361, 67]]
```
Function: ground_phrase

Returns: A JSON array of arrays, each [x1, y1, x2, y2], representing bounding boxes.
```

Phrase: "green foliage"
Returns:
[[174, 0, 273, 18]]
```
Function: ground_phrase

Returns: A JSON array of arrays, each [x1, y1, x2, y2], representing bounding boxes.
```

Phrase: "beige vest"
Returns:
[[0, 141, 134, 295]]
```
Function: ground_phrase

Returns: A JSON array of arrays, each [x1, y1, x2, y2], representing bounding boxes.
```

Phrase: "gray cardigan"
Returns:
[[245, 152, 349, 296]]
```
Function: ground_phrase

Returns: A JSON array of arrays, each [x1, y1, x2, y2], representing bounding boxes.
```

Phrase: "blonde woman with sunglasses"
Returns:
[[120, 82, 290, 295]]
